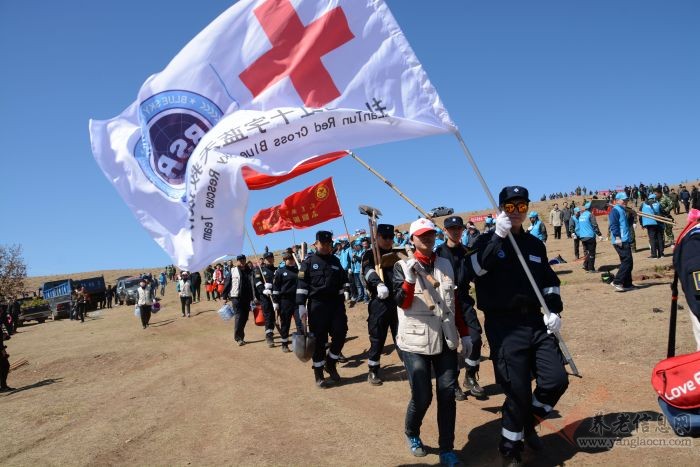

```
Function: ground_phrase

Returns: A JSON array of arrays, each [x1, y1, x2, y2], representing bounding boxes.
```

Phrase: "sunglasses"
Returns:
[[502, 201, 529, 214]]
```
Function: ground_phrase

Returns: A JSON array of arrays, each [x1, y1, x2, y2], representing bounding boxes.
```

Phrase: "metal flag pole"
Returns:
[[349, 151, 433, 219], [454, 131, 580, 377]]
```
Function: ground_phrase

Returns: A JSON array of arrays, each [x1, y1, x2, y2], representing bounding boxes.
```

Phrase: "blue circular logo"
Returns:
[[497, 250, 506, 259], [134, 91, 224, 199]]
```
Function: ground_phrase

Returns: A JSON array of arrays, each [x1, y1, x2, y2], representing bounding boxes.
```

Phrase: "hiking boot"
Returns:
[[266, 334, 274, 348], [439, 450, 463, 466], [455, 385, 467, 401], [314, 367, 326, 388], [525, 427, 544, 451], [464, 373, 486, 398], [406, 435, 427, 457], [281, 343, 291, 353], [368, 365, 383, 386], [235, 338, 246, 346], [324, 358, 341, 383], [499, 439, 523, 467]]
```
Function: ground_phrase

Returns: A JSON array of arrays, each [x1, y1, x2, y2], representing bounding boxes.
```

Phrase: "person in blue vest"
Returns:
[[335, 240, 354, 306], [569, 207, 581, 259], [577, 202, 602, 273], [609, 192, 635, 291], [351, 240, 367, 302], [641, 193, 664, 258], [434, 228, 446, 250], [527, 212, 547, 243]]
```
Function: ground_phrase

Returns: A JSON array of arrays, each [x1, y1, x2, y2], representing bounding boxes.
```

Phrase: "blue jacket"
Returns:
[[608, 205, 631, 243], [641, 201, 660, 227], [576, 211, 595, 239], [336, 247, 352, 270], [351, 249, 364, 274], [529, 219, 546, 241]]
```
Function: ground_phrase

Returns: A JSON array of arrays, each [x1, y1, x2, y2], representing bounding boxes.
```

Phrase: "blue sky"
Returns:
[[1, 0, 698, 276]]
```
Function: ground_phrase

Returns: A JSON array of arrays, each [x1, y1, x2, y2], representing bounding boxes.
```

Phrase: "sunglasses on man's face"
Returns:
[[502, 202, 529, 214]]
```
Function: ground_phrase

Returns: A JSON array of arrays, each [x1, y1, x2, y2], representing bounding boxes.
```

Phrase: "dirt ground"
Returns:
[[3, 199, 700, 466]]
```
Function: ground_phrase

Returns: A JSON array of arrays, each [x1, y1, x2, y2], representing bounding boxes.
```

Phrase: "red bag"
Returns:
[[206, 284, 213, 293], [652, 352, 700, 409], [253, 304, 265, 326], [217, 284, 224, 294]]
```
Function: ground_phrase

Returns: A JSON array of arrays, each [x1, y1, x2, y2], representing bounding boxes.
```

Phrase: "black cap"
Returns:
[[316, 230, 333, 243], [444, 216, 464, 228], [377, 224, 394, 237], [263, 251, 274, 259], [498, 186, 530, 205], [236, 254, 246, 261]]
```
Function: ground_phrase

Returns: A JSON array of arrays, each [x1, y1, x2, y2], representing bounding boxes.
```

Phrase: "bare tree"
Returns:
[[0, 244, 27, 300]]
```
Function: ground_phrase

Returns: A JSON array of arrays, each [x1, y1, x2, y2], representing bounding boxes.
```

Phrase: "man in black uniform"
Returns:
[[254, 252, 277, 347], [223, 254, 255, 346], [1, 328, 13, 392], [673, 209, 700, 349], [465, 186, 568, 465], [361, 223, 400, 385], [272, 252, 301, 353], [436, 216, 486, 400], [296, 230, 350, 388]]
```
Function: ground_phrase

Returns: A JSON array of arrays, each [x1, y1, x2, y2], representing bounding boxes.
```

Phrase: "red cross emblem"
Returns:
[[239, 0, 355, 107]]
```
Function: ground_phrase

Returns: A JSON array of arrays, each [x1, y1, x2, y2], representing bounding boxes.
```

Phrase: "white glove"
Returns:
[[461, 336, 473, 357], [348, 268, 353, 274], [614, 238, 622, 246], [404, 259, 417, 284], [273, 303, 279, 312], [264, 283, 272, 290], [543, 313, 561, 334], [298, 304, 308, 321], [495, 212, 512, 238], [572, 233, 577, 239], [633, 224, 637, 230], [344, 291, 350, 301], [262, 289, 272, 296], [597, 236, 603, 241], [377, 283, 389, 299]]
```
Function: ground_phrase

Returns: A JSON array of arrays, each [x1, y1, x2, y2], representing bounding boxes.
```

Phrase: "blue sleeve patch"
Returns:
[[694, 271, 700, 291]]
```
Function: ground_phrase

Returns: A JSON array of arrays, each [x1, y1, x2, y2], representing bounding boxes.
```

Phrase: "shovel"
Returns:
[[292, 317, 316, 363]]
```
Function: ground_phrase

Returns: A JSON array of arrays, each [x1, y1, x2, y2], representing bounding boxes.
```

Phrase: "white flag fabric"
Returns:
[[90, 0, 456, 272]]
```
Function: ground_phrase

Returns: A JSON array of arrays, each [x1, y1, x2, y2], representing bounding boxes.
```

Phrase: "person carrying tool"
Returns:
[[272, 252, 301, 353], [465, 186, 568, 466], [296, 231, 350, 388], [254, 252, 277, 348], [608, 192, 635, 292], [360, 223, 400, 386], [393, 218, 463, 466], [436, 215, 486, 400]]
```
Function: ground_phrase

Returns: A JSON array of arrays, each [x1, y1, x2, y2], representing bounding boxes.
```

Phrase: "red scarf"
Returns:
[[414, 249, 435, 266], [676, 209, 700, 246]]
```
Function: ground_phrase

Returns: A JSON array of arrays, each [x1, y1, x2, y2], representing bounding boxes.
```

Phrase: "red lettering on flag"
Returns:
[[239, 0, 354, 107]]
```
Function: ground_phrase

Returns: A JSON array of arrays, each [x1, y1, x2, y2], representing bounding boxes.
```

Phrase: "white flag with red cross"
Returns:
[[90, 0, 456, 271]]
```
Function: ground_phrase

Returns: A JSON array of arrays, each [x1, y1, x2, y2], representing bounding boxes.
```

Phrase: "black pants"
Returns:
[[233, 298, 252, 341], [403, 345, 458, 452], [261, 296, 275, 335], [582, 237, 596, 271], [613, 242, 634, 287], [347, 271, 357, 300], [308, 298, 347, 366], [192, 285, 200, 302], [564, 222, 571, 238], [367, 297, 398, 367], [683, 200, 690, 213], [464, 307, 483, 376], [573, 237, 580, 259], [77, 302, 87, 322], [139, 305, 152, 328], [106, 297, 112, 309], [1, 353, 9, 388], [647, 225, 664, 258], [484, 312, 568, 445], [180, 296, 192, 316], [553, 226, 562, 239], [278, 297, 300, 344]]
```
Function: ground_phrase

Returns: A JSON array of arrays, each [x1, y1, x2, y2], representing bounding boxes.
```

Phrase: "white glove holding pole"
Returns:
[[495, 212, 512, 238], [614, 238, 622, 246], [461, 336, 473, 357], [263, 288, 272, 296], [344, 291, 350, 301], [298, 304, 308, 321], [543, 313, 561, 334], [273, 302, 279, 312], [377, 283, 389, 299], [404, 259, 417, 284]]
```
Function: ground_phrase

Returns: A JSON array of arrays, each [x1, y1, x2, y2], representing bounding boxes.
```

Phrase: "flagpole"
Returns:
[[454, 132, 580, 377], [349, 151, 432, 219], [244, 227, 281, 333]]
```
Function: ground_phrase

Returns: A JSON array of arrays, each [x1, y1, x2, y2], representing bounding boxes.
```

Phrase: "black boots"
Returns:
[[265, 334, 274, 348], [464, 372, 486, 398], [324, 358, 341, 383], [368, 365, 383, 385], [314, 367, 326, 388]]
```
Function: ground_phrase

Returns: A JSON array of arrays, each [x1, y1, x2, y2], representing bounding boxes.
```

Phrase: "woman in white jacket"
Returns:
[[178, 271, 193, 318], [136, 279, 153, 329]]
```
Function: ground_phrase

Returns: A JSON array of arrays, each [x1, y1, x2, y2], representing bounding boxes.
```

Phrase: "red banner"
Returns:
[[252, 177, 342, 235], [469, 214, 496, 223], [242, 152, 347, 190]]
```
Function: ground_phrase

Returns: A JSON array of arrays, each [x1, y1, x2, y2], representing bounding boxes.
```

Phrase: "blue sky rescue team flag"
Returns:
[[90, 0, 456, 271]]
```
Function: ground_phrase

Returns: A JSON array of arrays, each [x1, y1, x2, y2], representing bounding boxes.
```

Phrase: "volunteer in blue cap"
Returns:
[[641, 193, 664, 259], [351, 240, 367, 303], [296, 230, 351, 387], [577, 202, 602, 273], [527, 212, 547, 243], [465, 186, 568, 464], [569, 207, 581, 259], [609, 192, 635, 291]]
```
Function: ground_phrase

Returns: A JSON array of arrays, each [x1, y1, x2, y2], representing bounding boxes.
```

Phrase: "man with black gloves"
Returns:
[[254, 252, 277, 347], [465, 186, 568, 466], [436, 215, 486, 400], [361, 223, 400, 386], [272, 252, 301, 353], [296, 231, 350, 388], [223, 254, 256, 346]]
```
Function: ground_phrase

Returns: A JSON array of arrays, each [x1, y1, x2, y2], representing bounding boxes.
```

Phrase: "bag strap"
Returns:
[[667, 271, 679, 358]]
